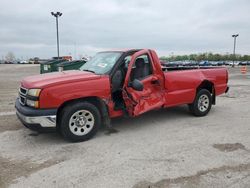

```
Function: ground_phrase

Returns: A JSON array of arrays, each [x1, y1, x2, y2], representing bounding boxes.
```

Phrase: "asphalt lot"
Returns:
[[0, 64, 250, 188]]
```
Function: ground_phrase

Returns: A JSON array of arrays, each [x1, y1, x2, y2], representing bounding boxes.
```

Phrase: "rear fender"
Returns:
[[197, 80, 215, 104]]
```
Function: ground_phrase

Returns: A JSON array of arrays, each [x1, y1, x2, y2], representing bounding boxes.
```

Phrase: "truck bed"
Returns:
[[163, 67, 228, 107]]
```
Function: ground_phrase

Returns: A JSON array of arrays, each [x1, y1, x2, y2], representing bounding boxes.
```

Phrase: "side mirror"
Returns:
[[130, 79, 144, 91]]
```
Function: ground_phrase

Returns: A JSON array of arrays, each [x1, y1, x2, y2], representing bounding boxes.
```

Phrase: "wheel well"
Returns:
[[56, 97, 110, 129], [197, 80, 215, 104]]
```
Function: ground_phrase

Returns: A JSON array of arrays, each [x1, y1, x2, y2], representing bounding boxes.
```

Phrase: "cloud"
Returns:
[[0, 0, 249, 59]]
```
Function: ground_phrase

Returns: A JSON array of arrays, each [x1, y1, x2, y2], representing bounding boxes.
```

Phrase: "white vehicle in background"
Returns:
[[229, 61, 240, 66], [210, 61, 219, 66], [19, 60, 28, 64]]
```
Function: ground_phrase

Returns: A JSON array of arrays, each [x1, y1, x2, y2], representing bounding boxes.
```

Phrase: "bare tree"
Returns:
[[5, 52, 15, 63]]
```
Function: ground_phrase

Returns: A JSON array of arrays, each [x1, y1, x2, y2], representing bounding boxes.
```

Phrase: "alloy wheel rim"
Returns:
[[198, 94, 209, 112], [69, 110, 94, 136]]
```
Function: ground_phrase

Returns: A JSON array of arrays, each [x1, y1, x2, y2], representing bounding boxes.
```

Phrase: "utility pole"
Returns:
[[51, 12, 63, 59], [232, 34, 239, 67], [74, 42, 77, 60]]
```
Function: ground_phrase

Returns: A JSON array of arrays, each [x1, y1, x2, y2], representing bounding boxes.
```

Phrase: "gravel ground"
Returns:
[[0, 64, 250, 188]]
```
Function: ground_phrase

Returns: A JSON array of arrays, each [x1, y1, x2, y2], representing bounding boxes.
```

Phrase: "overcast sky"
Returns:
[[0, 0, 249, 59]]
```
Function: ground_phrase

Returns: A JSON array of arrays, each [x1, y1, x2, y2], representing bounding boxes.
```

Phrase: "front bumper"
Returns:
[[15, 99, 57, 130]]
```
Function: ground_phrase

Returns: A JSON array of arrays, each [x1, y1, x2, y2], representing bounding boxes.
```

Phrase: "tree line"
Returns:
[[160, 53, 250, 62]]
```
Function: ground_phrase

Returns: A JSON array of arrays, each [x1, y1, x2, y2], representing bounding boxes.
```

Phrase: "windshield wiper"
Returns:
[[82, 69, 96, 74]]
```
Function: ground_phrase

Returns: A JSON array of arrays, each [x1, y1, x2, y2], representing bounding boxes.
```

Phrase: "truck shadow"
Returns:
[[105, 105, 192, 134], [25, 105, 196, 143]]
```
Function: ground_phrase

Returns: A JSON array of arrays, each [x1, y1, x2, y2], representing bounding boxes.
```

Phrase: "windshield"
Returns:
[[80, 52, 122, 74]]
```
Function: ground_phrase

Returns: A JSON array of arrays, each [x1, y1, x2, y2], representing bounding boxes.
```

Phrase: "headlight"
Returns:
[[26, 99, 39, 108], [27, 89, 41, 97]]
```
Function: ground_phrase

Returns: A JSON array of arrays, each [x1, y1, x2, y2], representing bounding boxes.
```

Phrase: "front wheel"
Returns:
[[189, 89, 212, 117], [59, 101, 101, 142]]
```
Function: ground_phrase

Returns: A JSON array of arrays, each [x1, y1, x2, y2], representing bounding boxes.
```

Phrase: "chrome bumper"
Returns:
[[16, 110, 56, 128]]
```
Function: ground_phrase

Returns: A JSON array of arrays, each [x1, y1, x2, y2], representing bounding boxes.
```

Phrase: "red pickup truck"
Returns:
[[16, 49, 229, 142]]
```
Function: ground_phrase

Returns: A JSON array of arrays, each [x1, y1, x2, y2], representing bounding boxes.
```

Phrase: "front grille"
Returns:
[[19, 87, 28, 105], [20, 87, 27, 95]]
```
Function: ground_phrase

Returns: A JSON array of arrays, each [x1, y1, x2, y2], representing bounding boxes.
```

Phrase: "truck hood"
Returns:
[[21, 70, 101, 88]]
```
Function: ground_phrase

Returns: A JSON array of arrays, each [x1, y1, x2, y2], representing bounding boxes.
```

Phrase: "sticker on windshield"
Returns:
[[97, 63, 107, 68]]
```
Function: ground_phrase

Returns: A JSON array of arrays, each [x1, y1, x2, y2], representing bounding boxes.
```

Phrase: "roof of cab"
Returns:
[[100, 49, 142, 53]]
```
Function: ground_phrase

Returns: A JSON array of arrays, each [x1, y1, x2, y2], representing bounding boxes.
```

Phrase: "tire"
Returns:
[[59, 101, 101, 142], [189, 89, 212, 117]]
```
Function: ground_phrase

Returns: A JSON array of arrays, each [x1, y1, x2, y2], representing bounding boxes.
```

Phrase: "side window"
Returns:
[[130, 54, 153, 81]]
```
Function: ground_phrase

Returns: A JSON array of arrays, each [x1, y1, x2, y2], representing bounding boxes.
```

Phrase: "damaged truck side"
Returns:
[[16, 49, 229, 142]]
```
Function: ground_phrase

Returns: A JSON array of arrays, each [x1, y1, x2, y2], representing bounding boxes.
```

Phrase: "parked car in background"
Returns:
[[199, 61, 211, 66], [180, 61, 189, 66], [217, 61, 225, 66], [229, 61, 240, 66], [160, 60, 168, 67], [239, 61, 247, 66], [160, 61, 179, 68], [210, 61, 219, 66], [5, 61, 14, 64], [163, 61, 199, 67], [19, 60, 28, 64], [187, 61, 198, 66], [165, 61, 182, 67]]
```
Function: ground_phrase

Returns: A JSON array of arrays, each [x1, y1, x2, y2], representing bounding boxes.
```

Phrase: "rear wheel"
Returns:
[[59, 101, 101, 142], [189, 89, 212, 117]]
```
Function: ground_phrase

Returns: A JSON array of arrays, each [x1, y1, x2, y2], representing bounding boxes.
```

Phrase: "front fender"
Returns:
[[39, 76, 111, 109]]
